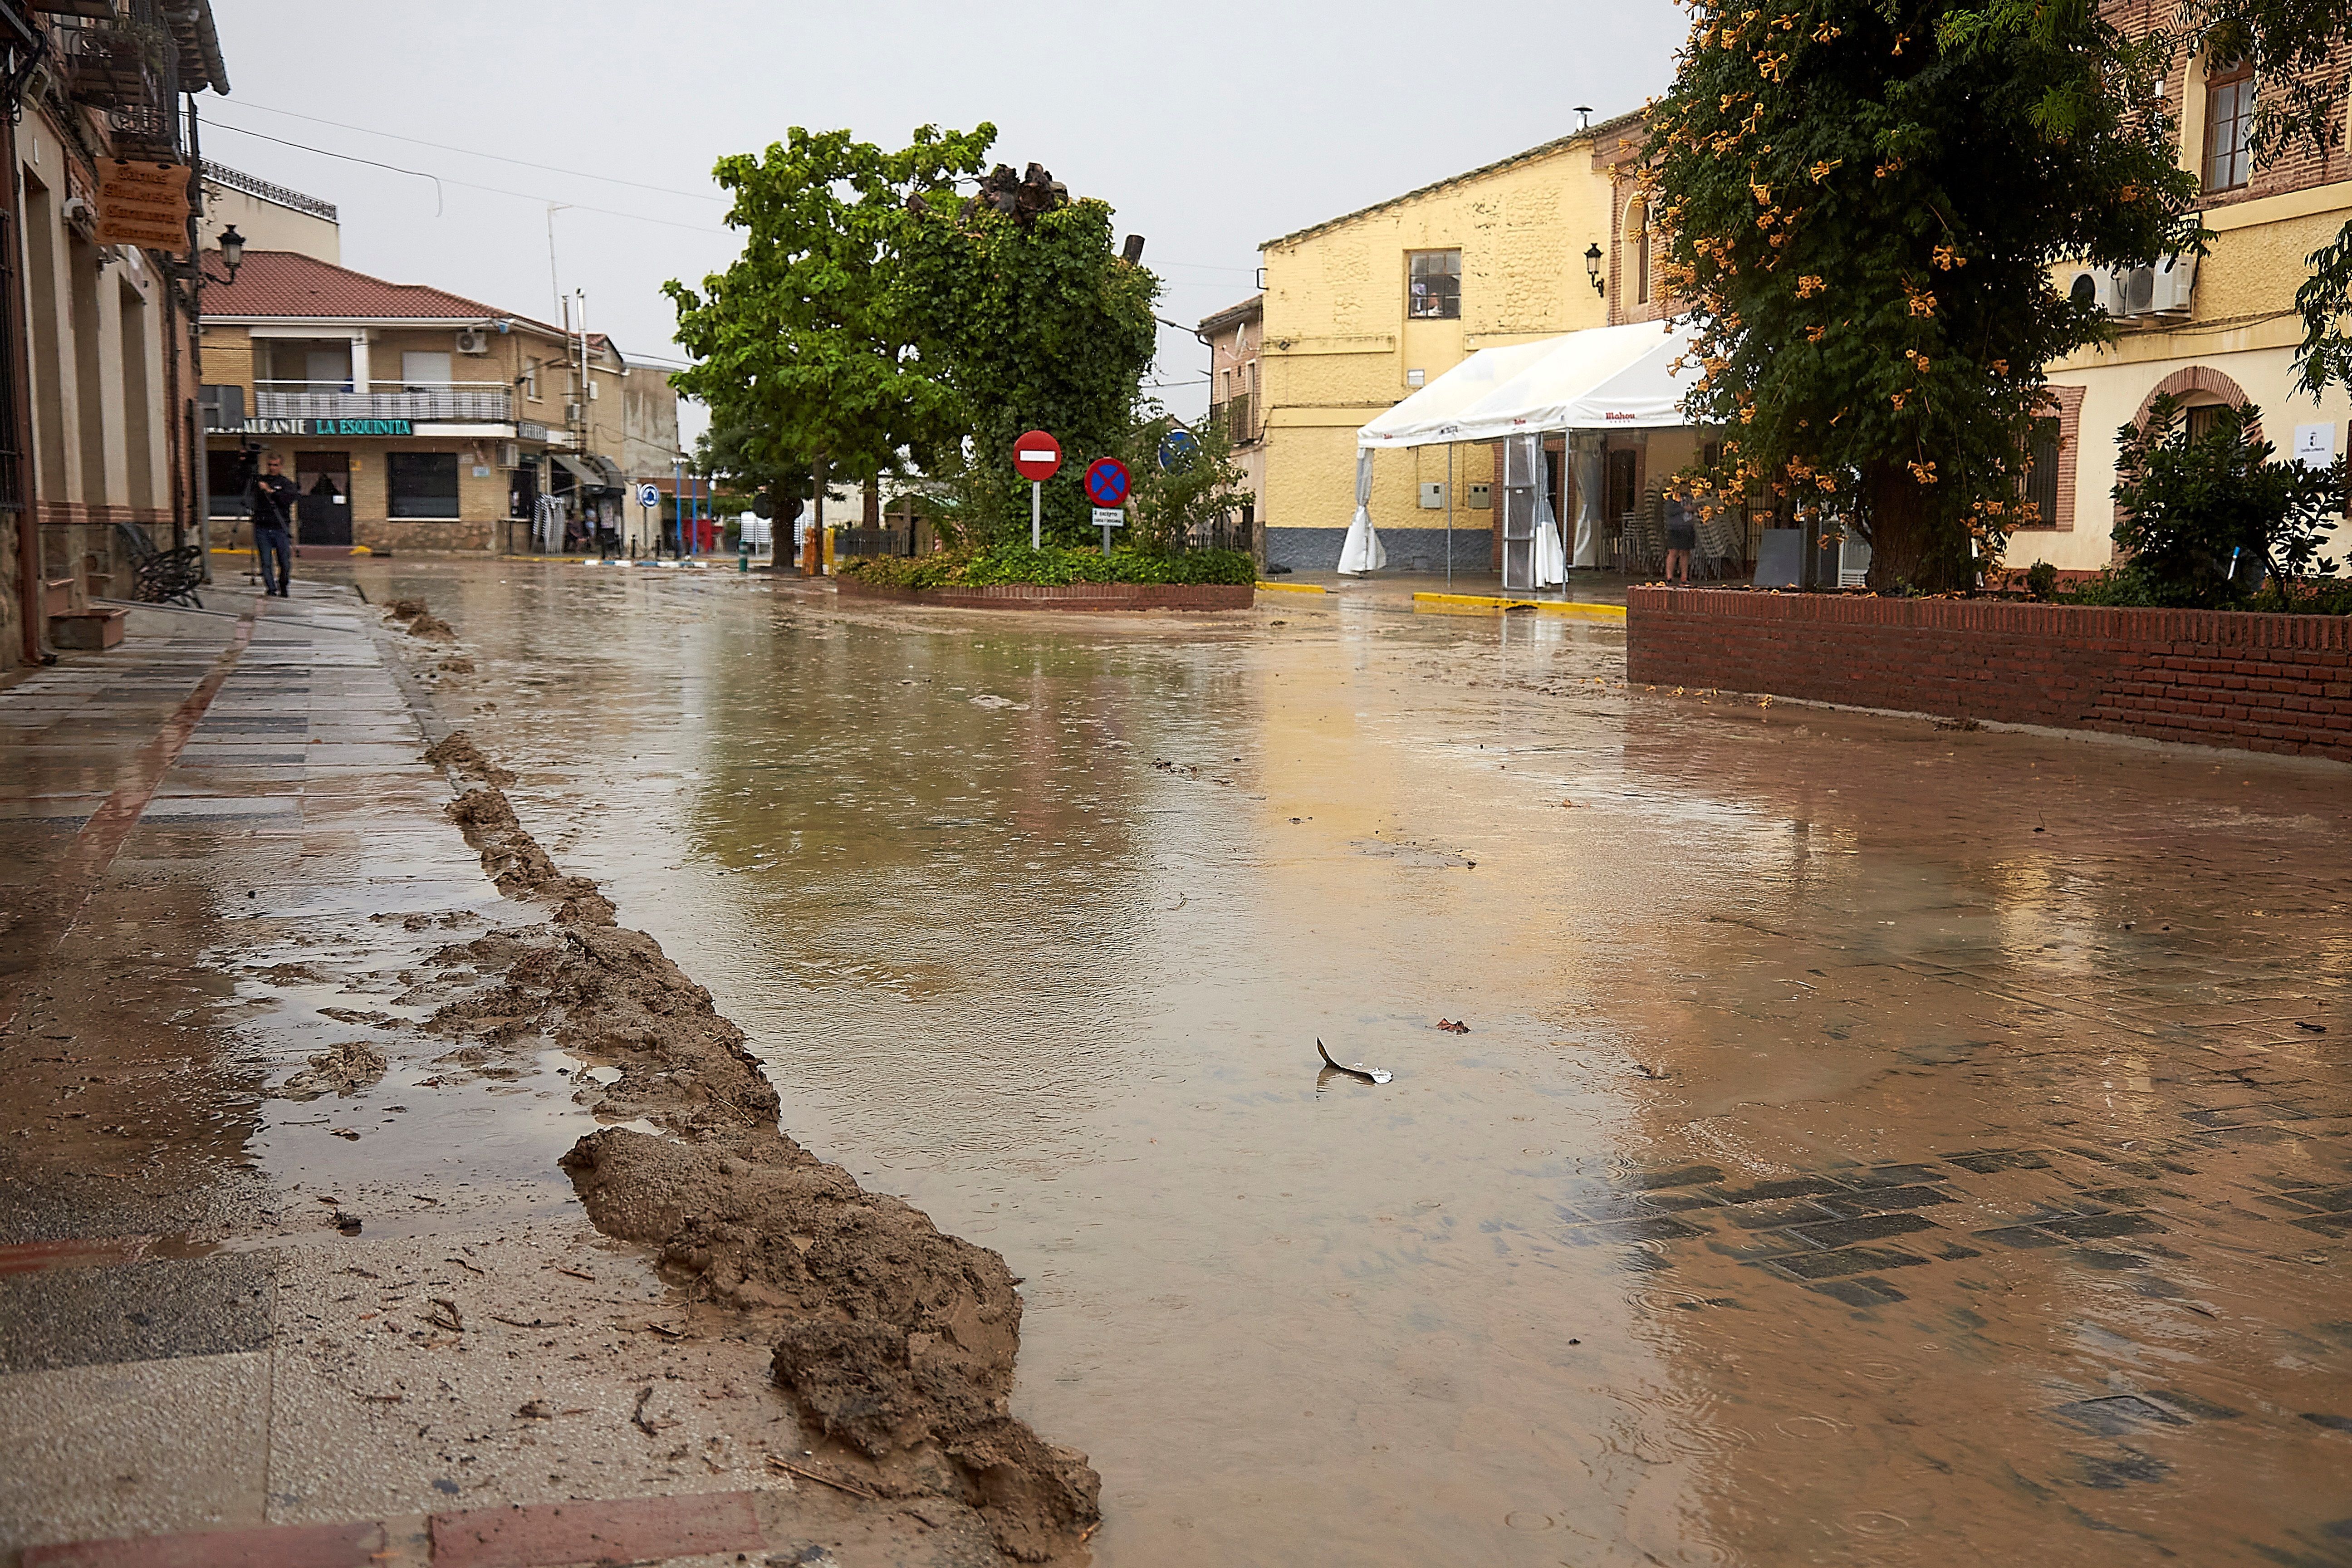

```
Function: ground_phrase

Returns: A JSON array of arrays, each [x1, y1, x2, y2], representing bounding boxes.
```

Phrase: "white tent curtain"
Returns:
[[1530, 435, 1567, 587], [1338, 448, 1384, 574]]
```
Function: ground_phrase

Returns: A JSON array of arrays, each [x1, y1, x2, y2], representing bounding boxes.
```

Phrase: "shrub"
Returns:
[[2111, 393, 2349, 609], [838, 544, 1255, 591]]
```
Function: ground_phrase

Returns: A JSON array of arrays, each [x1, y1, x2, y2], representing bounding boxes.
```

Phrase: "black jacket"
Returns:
[[249, 473, 299, 531]]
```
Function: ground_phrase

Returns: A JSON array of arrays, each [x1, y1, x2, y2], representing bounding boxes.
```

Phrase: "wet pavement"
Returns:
[[0, 583, 989, 1566], [7, 559, 2349, 1566], [275, 559, 2347, 1568]]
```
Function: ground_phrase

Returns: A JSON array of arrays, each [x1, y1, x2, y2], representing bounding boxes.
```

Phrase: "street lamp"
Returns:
[[216, 224, 245, 282], [1584, 242, 1604, 296]]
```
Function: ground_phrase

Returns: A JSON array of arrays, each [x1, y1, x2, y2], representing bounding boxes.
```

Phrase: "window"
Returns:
[[2185, 403, 2227, 442], [1407, 250, 1460, 319], [2203, 59, 2254, 192], [206, 448, 251, 516], [1631, 200, 1652, 305], [2019, 417, 2060, 525], [524, 363, 540, 402], [401, 350, 453, 388], [387, 451, 461, 518]]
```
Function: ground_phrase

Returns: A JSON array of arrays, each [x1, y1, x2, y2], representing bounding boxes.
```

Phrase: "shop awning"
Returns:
[[1357, 321, 1700, 449], [552, 454, 599, 484], [586, 456, 627, 490]]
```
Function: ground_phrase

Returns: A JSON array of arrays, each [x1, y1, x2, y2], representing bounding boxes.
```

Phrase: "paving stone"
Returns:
[[1767, 1245, 1933, 1281], [2038, 1212, 2167, 1240], [1782, 1212, 1939, 1250], [1844, 1164, 1953, 1189], [2050, 1395, 2190, 1436]]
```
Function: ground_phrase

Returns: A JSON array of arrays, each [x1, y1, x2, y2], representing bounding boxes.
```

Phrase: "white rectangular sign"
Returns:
[[1019, 449, 1056, 463], [1092, 507, 1125, 528], [2293, 422, 2336, 470]]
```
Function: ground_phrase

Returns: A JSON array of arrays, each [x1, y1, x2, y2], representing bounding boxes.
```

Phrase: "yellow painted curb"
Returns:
[[1254, 581, 1328, 595], [1411, 592, 1627, 621]]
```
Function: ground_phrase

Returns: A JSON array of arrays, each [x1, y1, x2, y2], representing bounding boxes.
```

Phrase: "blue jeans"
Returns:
[[255, 527, 292, 594]]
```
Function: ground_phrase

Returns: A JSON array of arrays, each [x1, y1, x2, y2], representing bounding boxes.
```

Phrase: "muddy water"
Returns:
[[345, 562, 2351, 1566]]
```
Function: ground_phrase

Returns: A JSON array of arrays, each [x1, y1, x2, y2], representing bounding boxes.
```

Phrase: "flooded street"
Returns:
[[340, 561, 2346, 1564]]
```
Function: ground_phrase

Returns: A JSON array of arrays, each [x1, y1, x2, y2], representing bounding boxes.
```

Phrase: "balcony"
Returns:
[[253, 381, 514, 423]]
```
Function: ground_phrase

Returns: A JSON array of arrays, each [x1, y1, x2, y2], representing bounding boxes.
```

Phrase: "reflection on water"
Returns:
[[348, 563, 2351, 1567]]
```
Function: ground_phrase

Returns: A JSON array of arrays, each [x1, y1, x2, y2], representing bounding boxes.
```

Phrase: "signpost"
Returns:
[[1014, 430, 1062, 548], [636, 482, 660, 559], [1084, 458, 1131, 563], [1156, 427, 1198, 472]]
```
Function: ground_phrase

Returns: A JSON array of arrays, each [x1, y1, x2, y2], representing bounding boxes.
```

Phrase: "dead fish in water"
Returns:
[[1317, 1038, 1392, 1084]]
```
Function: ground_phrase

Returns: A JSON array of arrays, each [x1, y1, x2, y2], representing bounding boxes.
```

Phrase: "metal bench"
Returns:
[[114, 521, 205, 609]]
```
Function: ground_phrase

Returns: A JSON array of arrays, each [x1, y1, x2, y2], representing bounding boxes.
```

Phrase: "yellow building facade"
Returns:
[[1257, 117, 1633, 573], [2021, 40, 2350, 577]]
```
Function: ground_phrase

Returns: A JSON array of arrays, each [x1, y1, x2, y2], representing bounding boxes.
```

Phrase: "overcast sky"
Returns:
[[204, 0, 1689, 446]]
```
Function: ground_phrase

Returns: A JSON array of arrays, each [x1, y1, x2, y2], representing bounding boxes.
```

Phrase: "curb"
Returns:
[[1254, 581, 1329, 595], [1411, 592, 1627, 621]]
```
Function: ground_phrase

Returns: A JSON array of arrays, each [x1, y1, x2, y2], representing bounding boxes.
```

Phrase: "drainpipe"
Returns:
[[4, 105, 46, 664]]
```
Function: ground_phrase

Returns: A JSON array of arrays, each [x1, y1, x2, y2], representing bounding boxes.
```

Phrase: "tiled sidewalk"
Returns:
[[0, 585, 974, 1567]]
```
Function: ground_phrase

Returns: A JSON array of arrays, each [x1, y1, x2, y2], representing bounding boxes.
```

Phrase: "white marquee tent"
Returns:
[[1338, 320, 1702, 580]]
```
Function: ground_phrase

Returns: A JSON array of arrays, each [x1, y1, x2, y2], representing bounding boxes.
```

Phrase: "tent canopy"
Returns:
[[1357, 321, 1699, 450]]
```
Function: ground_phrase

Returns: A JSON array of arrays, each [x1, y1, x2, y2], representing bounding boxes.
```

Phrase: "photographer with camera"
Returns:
[[243, 446, 299, 598]]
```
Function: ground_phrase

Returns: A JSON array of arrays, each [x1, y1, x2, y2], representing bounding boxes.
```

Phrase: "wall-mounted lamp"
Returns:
[[216, 225, 245, 283], [1584, 242, 1604, 296]]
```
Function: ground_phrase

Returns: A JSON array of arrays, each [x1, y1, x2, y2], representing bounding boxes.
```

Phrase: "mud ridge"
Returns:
[[416, 725, 1100, 1561]]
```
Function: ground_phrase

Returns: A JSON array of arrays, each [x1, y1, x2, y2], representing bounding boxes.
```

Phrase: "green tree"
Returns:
[[691, 405, 809, 525], [897, 178, 1160, 547], [2111, 392, 2348, 608], [665, 125, 995, 571], [1123, 407, 1251, 554], [1646, 0, 2197, 592]]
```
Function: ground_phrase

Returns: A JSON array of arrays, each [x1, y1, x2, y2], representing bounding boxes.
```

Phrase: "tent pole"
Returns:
[[1446, 444, 1454, 588]]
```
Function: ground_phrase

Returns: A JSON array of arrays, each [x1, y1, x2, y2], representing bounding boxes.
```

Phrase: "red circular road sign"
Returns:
[[1084, 457, 1131, 507], [1013, 431, 1062, 481]]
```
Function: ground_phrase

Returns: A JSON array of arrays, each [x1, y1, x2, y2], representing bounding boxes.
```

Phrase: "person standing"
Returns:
[[1661, 484, 1695, 585], [247, 450, 299, 597]]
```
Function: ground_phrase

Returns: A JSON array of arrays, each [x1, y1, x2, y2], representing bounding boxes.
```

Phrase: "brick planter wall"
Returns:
[[1626, 587, 2352, 762], [834, 578, 1254, 612]]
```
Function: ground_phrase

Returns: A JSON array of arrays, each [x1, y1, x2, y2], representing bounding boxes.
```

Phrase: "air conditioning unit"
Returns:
[[2115, 265, 2158, 316], [455, 329, 491, 355], [2150, 250, 2197, 315], [2065, 267, 2123, 316], [498, 442, 520, 468], [564, 402, 583, 423]]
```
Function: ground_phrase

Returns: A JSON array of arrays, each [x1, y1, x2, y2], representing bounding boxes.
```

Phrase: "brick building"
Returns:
[[2027, 13, 2352, 575], [1195, 293, 1263, 555], [2, 0, 232, 670], [199, 249, 679, 555]]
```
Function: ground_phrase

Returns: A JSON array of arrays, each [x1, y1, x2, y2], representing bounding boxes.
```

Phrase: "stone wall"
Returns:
[[1626, 587, 2352, 763]]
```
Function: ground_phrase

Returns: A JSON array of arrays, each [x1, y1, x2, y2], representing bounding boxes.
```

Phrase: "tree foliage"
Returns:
[[2110, 392, 2348, 608], [897, 188, 1160, 546], [664, 125, 995, 500], [1123, 408, 1252, 554], [1646, 0, 2198, 592], [668, 134, 1160, 553]]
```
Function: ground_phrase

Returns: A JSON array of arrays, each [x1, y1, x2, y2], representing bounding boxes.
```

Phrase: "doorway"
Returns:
[[294, 451, 352, 545]]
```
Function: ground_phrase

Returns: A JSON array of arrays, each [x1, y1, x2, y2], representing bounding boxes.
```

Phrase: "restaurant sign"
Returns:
[[217, 417, 416, 437], [95, 161, 192, 251]]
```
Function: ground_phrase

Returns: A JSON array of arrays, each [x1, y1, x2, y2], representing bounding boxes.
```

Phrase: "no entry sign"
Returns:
[[1083, 458, 1131, 508], [1014, 431, 1062, 481]]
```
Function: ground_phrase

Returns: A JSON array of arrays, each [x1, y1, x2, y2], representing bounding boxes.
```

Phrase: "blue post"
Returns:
[[671, 457, 682, 560]]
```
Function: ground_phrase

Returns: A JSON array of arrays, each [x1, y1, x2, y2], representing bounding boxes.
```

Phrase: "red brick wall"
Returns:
[[1627, 587, 2352, 762]]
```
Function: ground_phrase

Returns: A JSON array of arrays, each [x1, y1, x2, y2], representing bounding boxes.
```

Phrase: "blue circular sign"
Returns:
[[1084, 458, 1131, 508], [1157, 428, 1199, 471]]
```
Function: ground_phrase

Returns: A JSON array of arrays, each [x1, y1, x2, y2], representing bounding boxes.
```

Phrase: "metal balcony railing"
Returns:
[[52, 0, 181, 161], [252, 380, 514, 422]]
